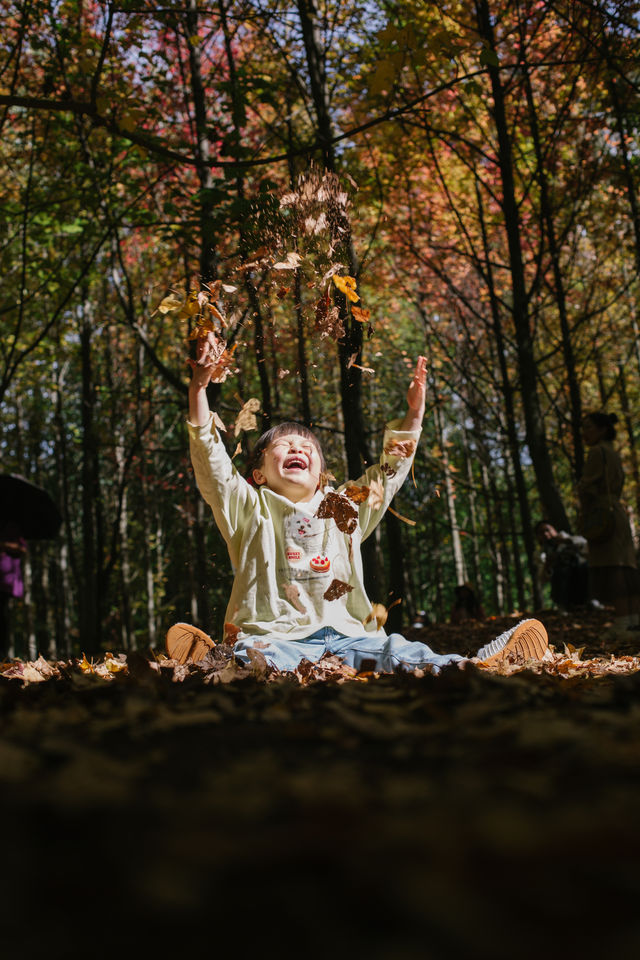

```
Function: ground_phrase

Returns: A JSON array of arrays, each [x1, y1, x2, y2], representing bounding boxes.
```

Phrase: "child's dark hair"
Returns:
[[584, 411, 618, 441], [245, 421, 326, 479]]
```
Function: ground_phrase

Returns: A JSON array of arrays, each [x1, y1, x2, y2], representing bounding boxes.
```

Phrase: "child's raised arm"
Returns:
[[187, 331, 223, 426], [398, 355, 427, 432]]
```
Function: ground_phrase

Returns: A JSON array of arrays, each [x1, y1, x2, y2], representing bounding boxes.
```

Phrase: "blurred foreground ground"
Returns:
[[2, 607, 640, 958]]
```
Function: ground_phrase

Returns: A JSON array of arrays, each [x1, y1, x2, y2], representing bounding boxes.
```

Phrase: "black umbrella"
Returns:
[[0, 474, 63, 540]]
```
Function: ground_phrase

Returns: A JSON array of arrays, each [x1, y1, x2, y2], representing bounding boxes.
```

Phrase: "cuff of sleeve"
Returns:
[[386, 418, 422, 437], [187, 412, 219, 441]]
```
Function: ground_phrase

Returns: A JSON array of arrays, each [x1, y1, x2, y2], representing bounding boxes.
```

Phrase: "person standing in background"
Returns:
[[0, 521, 27, 660], [578, 412, 640, 639]]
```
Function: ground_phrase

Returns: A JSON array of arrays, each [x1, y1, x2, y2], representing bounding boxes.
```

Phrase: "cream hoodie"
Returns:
[[188, 415, 420, 642]]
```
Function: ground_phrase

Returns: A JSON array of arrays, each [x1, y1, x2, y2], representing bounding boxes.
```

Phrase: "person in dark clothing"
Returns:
[[535, 520, 589, 612], [0, 522, 26, 660]]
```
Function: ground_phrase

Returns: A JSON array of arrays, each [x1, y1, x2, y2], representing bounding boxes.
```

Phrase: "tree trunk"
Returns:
[[475, 0, 569, 533], [475, 181, 541, 604], [521, 56, 584, 478], [79, 308, 102, 654]]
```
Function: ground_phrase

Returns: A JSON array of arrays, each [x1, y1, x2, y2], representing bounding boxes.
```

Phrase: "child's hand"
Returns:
[[187, 330, 222, 391], [402, 356, 427, 429]]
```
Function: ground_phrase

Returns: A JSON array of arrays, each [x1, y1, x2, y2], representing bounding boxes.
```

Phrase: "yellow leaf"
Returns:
[[363, 602, 389, 630], [187, 317, 216, 339], [333, 275, 360, 303], [105, 655, 127, 674], [79, 653, 94, 673], [158, 294, 183, 314]]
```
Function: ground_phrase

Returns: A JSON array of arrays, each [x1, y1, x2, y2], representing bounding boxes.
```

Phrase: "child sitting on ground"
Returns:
[[167, 332, 548, 672]]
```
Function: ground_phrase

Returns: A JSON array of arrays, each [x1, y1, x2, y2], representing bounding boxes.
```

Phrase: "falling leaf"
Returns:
[[276, 286, 290, 299], [283, 582, 306, 614], [187, 316, 216, 340], [322, 264, 346, 284], [351, 306, 370, 323], [345, 484, 370, 504], [333, 275, 360, 303], [231, 442, 242, 459], [363, 602, 392, 631], [319, 470, 337, 490], [277, 368, 290, 379], [367, 478, 384, 510], [234, 398, 261, 436], [206, 301, 225, 323], [212, 411, 227, 433], [347, 356, 375, 374], [316, 491, 358, 534], [273, 251, 302, 270], [323, 578, 354, 601], [158, 293, 183, 314], [316, 293, 345, 341], [384, 438, 417, 458], [222, 283, 237, 293], [388, 506, 416, 526]]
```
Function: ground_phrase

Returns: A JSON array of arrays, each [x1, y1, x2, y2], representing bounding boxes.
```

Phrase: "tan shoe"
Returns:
[[476, 618, 548, 666], [166, 622, 215, 664]]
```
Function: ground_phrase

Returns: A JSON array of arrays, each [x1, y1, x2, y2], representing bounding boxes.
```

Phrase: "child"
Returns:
[[167, 332, 548, 673]]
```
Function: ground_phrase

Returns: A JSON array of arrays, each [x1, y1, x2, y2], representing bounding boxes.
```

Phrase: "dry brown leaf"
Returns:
[[234, 398, 261, 436], [323, 578, 354, 601], [212, 411, 227, 434], [367, 478, 384, 510], [319, 470, 337, 490], [384, 438, 417, 458], [316, 491, 358, 534], [223, 622, 240, 645], [345, 484, 370, 504], [388, 506, 416, 527], [273, 251, 302, 271], [351, 306, 371, 323], [283, 582, 306, 614], [209, 344, 238, 383]]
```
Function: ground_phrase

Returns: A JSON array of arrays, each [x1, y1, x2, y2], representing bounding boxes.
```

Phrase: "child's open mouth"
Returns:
[[284, 456, 307, 471]]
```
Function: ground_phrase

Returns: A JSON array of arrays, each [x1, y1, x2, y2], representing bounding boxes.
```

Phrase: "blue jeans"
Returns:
[[234, 626, 464, 674]]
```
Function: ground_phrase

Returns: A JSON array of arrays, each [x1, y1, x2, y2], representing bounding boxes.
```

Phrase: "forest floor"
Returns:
[[3, 607, 640, 958]]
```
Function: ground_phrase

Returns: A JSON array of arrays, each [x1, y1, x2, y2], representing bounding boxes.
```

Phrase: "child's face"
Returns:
[[252, 433, 323, 503]]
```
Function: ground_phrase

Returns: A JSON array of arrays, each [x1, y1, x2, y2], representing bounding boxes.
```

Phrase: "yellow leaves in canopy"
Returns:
[[333, 274, 360, 302]]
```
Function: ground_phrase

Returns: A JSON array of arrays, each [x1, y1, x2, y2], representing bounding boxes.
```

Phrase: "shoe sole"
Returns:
[[166, 622, 215, 664], [480, 619, 548, 666]]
